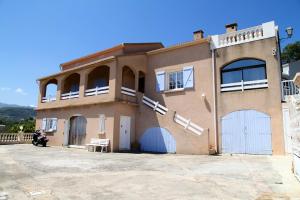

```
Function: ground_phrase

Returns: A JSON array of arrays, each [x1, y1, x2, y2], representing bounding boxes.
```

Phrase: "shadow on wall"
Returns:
[[139, 127, 176, 153]]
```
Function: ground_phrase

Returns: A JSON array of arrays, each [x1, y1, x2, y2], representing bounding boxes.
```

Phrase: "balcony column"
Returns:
[[134, 70, 139, 92], [56, 76, 63, 102], [37, 81, 43, 106], [79, 71, 87, 98]]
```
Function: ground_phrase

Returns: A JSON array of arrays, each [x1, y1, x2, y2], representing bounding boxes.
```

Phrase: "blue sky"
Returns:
[[0, 0, 299, 106]]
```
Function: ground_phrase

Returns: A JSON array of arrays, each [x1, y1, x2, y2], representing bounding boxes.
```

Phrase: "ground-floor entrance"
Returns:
[[119, 116, 131, 150], [221, 110, 272, 155], [68, 116, 87, 146]]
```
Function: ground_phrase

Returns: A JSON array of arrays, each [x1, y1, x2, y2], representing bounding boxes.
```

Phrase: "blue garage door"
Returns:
[[140, 127, 176, 153], [222, 110, 272, 155]]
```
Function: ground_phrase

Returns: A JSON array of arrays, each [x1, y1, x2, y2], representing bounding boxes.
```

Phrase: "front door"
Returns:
[[119, 116, 131, 150], [69, 116, 87, 146]]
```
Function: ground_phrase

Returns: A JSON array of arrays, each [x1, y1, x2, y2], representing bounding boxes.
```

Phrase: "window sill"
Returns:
[[164, 88, 185, 93]]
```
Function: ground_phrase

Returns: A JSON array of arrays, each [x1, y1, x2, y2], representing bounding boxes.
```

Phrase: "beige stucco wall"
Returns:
[[135, 42, 213, 154], [36, 37, 285, 155], [215, 38, 285, 154], [36, 102, 137, 152]]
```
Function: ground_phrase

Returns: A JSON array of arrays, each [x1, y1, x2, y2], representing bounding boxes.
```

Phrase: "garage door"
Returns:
[[140, 127, 176, 153], [222, 110, 272, 155]]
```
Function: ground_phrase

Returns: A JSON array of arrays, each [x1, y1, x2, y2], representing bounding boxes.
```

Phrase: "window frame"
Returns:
[[43, 118, 57, 133], [220, 59, 268, 92], [167, 70, 184, 91]]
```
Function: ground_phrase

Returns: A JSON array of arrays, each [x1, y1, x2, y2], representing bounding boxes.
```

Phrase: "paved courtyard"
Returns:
[[0, 145, 299, 200]]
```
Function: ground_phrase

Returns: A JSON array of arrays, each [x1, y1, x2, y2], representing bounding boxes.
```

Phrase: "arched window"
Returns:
[[221, 59, 267, 84]]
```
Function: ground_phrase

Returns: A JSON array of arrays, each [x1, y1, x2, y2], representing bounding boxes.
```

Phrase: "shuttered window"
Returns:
[[183, 66, 194, 88], [156, 71, 165, 92], [42, 118, 57, 132], [156, 66, 194, 92], [99, 114, 105, 134]]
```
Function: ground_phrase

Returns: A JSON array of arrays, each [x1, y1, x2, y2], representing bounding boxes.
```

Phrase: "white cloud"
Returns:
[[29, 105, 36, 108], [0, 87, 11, 91], [15, 88, 27, 95]]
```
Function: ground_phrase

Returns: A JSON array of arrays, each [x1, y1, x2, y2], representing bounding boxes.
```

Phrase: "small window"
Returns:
[[168, 71, 183, 90], [99, 114, 105, 134], [42, 118, 57, 132]]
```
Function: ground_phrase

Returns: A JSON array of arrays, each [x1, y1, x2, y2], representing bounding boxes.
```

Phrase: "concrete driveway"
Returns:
[[0, 145, 299, 200]]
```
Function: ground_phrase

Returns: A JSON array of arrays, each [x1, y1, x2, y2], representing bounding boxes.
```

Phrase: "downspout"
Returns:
[[211, 48, 218, 154]]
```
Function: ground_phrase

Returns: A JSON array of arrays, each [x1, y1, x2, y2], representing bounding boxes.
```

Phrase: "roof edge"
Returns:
[[147, 38, 210, 55]]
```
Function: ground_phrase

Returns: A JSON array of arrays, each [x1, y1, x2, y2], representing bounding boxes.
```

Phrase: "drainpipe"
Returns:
[[211, 49, 218, 154]]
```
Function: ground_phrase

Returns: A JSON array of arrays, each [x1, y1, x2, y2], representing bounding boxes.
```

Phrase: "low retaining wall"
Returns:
[[0, 133, 33, 144]]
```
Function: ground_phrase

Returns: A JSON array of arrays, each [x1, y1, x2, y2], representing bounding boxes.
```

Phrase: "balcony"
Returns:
[[211, 21, 277, 49]]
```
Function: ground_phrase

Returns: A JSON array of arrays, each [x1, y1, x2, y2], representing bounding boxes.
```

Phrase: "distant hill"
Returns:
[[0, 102, 22, 108], [0, 103, 36, 122]]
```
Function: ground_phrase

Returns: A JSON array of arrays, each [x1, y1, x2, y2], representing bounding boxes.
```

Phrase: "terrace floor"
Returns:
[[0, 144, 299, 200]]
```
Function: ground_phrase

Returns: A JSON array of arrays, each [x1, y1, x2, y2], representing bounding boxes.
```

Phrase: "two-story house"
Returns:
[[36, 21, 285, 155]]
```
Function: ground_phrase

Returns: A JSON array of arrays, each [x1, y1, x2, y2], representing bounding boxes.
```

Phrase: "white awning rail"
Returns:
[[174, 113, 204, 136]]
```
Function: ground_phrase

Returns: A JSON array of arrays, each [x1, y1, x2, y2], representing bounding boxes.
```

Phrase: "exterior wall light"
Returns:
[[286, 27, 293, 38]]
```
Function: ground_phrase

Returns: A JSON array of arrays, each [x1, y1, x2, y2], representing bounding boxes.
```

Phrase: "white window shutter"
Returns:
[[183, 66, 194, 88], [52, 118, 57, 131], [42, 118, 47, 131], [156, 71, 165, 92], [99, 114, 105, 134]]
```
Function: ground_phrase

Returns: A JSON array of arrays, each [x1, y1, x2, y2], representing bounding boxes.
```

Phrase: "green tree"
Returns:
[[281, 41, 300, 63]]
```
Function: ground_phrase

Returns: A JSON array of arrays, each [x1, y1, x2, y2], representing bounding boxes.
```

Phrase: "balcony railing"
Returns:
[[121, 87, 136, 97], [85, 86, 109, 96], [221, 79, 268, 92], [61, 91, 79, 100], [281, 80, 300, 101], [211, 21, 276, 49], [42, 96, 56, 103]]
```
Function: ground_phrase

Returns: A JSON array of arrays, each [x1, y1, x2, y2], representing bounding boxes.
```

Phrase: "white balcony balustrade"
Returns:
[[42, 96, 56, 103], [221, 79, 268, 92], [121, 87, 136, 97], [211, 21, 276, 49], [85, 86, 109, 96], [61, 91, 79, 100]]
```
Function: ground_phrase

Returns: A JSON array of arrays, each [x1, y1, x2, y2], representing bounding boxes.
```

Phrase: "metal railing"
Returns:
[[121, 87, 136, 97], [281, 80, 300, 101], [221, 79, 268, 92], [142, 95, 168, 115], [174, 113, 204, 136], [85, 86, 109, 96], [61, 91, 79, 100], [42, 95, 56, 103]]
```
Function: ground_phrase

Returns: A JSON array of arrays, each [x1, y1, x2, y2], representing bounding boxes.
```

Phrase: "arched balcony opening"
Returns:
[[61, 73, 80, 100], [138, 71, 145, 93], [42, 79, 57, 103], [85, 66, 110, 96], [121, 66, 136, 96]]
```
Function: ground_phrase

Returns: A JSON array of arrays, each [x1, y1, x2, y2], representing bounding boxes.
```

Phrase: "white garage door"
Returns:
[[222, 110, 272, 155]]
